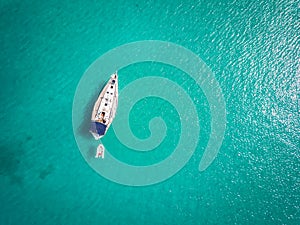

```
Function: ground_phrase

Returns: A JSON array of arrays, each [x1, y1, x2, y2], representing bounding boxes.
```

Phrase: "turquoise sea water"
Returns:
[[1, 0, 299, 224]]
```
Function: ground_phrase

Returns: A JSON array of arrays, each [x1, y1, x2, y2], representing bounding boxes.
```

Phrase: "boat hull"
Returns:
[[89, 72, 118, 139]]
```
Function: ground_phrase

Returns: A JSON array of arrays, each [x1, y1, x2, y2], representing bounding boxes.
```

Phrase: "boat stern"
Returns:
[[89, 121, 107, 140]]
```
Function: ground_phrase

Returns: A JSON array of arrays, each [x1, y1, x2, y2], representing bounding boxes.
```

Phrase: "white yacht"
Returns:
[[89, 72, 118, 141]]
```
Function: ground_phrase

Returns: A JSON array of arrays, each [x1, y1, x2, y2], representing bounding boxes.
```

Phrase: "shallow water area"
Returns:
[[0, 0, 299, 224]]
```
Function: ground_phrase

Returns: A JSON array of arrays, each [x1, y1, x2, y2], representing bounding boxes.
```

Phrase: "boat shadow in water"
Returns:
[[77, 82, 106, 140], [87, 146, 97, 160]]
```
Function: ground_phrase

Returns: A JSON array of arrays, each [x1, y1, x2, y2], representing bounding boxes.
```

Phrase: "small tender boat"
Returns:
[[89, 72, 118, 141], [95, 144, 105, 159]]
